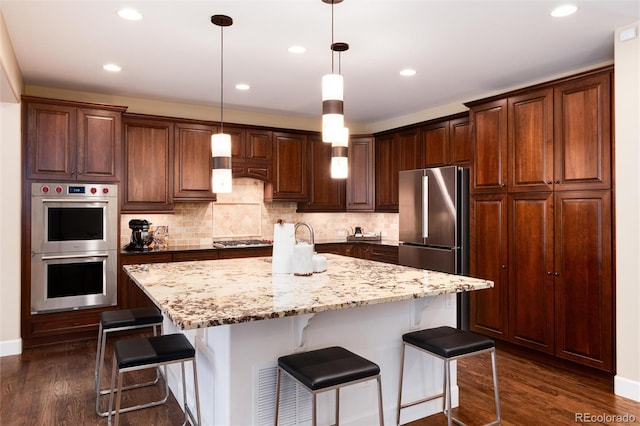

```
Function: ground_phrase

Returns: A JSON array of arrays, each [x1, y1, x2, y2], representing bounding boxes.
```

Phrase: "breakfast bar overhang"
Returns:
[[123, 254, 493, 425]]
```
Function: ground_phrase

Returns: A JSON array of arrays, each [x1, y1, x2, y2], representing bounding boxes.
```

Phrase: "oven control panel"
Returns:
[[34, 183, 117, 197]]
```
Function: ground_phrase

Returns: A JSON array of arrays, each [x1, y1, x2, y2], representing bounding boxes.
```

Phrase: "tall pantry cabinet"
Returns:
[[467, 67, 614, 372]]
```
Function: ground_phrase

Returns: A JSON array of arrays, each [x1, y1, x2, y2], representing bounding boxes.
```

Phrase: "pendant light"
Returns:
[[322, 0, 346, 143], [330, 46, 349, 179], [211, 14, 233, 194]]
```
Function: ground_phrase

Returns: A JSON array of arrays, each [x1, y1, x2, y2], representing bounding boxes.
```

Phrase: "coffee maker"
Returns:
[[125, 219, 153, 251]]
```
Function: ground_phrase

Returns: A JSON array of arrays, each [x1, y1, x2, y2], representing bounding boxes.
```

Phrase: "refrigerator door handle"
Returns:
[[422, 175, 429, 238]]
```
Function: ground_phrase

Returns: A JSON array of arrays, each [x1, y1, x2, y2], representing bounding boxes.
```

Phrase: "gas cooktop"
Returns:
[[212, 239, 273, 249]]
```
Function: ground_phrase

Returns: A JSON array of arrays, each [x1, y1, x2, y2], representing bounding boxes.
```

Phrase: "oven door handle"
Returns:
[[40, 252, 109, 260], [41, 199, 109, 204]]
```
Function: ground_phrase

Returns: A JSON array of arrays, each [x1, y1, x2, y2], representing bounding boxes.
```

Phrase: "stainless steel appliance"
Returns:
[[124, 219, 154, 251], [30, 182, 118, 313], [398, 166, 470, 329]]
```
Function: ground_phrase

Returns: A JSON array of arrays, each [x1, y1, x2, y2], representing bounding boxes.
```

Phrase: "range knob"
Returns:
[[41, 185, 49, 193], [55, 186, 63, 193], [90, 187, 97, 194], [102, 187, 109, 194]]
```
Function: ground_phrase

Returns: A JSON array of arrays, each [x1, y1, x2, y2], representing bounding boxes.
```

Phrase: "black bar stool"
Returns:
[[397, 326, 501, 426], [94, 307, 164, 416], [107, 333, 201, 426], [275, 346, 384, 426]]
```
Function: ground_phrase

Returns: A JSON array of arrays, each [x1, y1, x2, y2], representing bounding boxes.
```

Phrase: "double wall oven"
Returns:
[[31, 182, 118, 313]]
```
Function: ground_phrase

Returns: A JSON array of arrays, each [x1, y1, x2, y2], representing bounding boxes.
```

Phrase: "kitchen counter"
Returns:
[[123, 253, 491, 330], [123, 254, 493, 425], [119, 238, 400, 255]]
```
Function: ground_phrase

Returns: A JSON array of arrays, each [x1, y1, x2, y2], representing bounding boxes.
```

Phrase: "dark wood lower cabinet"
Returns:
[[470, 190, 613, 372]]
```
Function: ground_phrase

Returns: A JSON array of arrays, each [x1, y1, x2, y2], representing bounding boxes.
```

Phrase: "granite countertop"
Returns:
[[124, 254, 492, 330], [120, 239, 399, 255]]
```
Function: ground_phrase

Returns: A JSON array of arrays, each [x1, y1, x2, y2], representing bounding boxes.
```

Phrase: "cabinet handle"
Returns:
[[554, 180, 560, 184], [547, 271, 552, 276], [546, 181, 552, 185], [501, 264, 507, 269], [554, 272, 560, 277], [501, 183, 506, 187]]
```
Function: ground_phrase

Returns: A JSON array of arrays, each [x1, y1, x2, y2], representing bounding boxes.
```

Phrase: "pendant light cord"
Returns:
[[331, 1, 335, 74]]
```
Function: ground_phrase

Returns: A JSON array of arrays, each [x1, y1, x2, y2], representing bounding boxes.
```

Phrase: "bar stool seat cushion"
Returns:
[[100, 307, 163, 330], [402, 326, 494, 358], [278, 346, 380, 391], [114, 334, 195, 369]]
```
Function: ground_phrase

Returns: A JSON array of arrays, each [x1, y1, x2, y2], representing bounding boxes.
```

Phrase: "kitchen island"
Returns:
[[124, 254, 493, 425]]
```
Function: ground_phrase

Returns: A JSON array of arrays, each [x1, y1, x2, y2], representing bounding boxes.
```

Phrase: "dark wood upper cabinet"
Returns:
[[450, 116, 472, 166], [420, 114, 471, 168], [174, 121, 217, 201], [231, 127, 272, 181], [122, 115, 174, 212], [508, 88, 554, 192], [421, 121, 449, 167], [469, 99, 508, 193], [347, 136, 375, 211], [375, 128, 420, 213], [398, 129, 421, 171], [297, 135, 345, 212], [265, 131, 308, 201], [375, 134, 399, 212], [553, 72, 611, 191], [24, 97, 125, 182]]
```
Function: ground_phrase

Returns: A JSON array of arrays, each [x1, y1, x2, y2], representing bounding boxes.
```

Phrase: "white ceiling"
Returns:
[[1, 1, 638, 127]]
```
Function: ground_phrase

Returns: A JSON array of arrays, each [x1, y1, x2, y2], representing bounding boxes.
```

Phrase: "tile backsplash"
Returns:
[[120, 178, 399, 247]]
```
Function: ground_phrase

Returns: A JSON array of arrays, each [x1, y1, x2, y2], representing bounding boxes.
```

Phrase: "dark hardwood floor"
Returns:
[[1, 336, 638, 425]]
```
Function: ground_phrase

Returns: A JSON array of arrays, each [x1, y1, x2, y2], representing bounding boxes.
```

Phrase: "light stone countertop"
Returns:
[[123, 254, 493, 330]]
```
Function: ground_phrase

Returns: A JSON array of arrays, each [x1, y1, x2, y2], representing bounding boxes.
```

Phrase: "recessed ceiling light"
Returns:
[[118, 8, 143, 21], [551, 4, 578, 17], [288, 45, 306, 54], [400, 69, 417, 77], [235, 83, 250, 90], [103, 63, 122, 72]]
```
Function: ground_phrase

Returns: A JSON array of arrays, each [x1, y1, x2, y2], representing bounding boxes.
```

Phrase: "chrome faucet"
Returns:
[[294, 222, 314, 245]]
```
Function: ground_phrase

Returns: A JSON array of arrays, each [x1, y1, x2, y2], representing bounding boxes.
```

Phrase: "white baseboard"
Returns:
[[0, 338, 22, 357], [614, 375, 640, 402]]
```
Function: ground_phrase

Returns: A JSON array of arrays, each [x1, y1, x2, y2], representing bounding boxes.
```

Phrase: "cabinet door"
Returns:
[[122, 117, 174, 211], [174, 122, 216, 201], [267, 132, 308, 201], [297, 135, 345, 212], [347, 136, 375, 211], [553, 72, 611, 191], [399, 129, 421, 171], [450, 116, 472, 166], [245, 129, 272, 180], [508, 192, 555, 353], [375, 135, 399, 212], [508, 88, 553, 192], [25, 102, 77, 180], [554, 190, 613, 371], [76, 108, 122, 182], [470, 99, 508, 193], [421, 121, 449, 168], [469, 194, 508, 339]]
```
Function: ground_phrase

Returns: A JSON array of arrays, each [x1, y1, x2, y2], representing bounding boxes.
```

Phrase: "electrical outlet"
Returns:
[[445, 294, 455, 309]]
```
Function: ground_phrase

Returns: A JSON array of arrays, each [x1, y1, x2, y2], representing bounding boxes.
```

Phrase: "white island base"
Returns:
[[164, 296, 459, 426]]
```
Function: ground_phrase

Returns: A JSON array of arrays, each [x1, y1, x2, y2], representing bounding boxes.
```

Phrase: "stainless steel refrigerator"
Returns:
[[398, 166, 470, 329]]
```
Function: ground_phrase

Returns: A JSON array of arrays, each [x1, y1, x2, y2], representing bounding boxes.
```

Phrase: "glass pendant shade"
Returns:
[[211, 133, 232, 193], [322, 73, 344, 142], [330, 127, 349, 179]]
